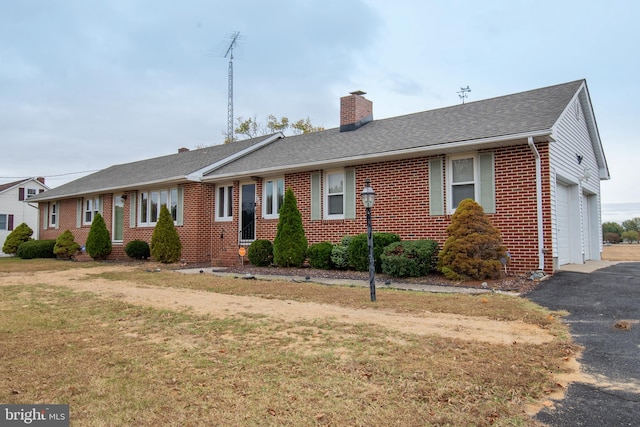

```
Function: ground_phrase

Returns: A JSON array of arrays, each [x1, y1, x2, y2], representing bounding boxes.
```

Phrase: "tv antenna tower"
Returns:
[[457, 85, 471, 104], [224, 31, 240, 142]]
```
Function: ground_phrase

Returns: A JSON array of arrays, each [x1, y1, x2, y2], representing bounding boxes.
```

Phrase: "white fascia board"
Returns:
[[185, 133, 285, 182], [202, 130, 552, 182]]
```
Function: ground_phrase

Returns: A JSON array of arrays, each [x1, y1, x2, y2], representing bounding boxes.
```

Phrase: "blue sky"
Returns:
[[1, 0, 638, 222]]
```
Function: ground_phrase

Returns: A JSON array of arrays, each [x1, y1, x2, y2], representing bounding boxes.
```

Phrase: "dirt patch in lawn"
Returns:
[[1, 265, 553, 346]]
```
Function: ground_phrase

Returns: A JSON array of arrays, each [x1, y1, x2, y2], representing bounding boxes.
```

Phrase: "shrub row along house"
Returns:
[[29, 80, 609, 274]]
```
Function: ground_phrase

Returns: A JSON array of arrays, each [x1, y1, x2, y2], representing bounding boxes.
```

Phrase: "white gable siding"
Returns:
[[0, 181, 48, 255], [550, 87, 602, 267]]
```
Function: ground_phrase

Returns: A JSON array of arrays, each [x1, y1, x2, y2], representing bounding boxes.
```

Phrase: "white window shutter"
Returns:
[[478, 152, 495, 214], [311, 172, 321, 220], [429, 158, 444, 216]]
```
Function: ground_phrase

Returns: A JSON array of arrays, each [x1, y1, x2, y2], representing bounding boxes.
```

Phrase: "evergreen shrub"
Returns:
[[125, 240, 151, 260], [2, 223, 33, 255], [330, 236, 352, 270], [381, 240, 439, 277], [86, 213, 112, 260], [273, 188, 307, 267], [348, 232, 401, 272], [307, 241, 334, 269], [247, 239, 273, 267], [438, 198, 507, 280], [151, 205, 182, 263], [16, 240, 56, 259], [54, 230, 81, 259]]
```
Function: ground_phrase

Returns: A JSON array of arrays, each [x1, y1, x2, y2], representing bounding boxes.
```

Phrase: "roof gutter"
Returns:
[[528, 136, 545, 271]]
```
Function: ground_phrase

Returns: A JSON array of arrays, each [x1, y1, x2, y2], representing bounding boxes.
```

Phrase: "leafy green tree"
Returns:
[[603, 221, 623, 238], [2, 222, 33, 255], [54, 230, 81, 259], [273, 188, 307, 267], [438, 198, 507, 281], [622, 217, 640, 232], [621, 230, 640, 243], [86, 213, 112, 260], [151, 205, 182, 263]]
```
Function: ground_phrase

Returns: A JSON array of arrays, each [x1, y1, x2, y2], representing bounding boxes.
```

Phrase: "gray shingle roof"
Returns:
[[30, 79, 589, 200], [207, 80, 584, 178], [29, 135, 273, 201]]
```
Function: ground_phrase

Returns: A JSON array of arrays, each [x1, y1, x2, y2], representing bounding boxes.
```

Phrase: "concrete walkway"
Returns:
[[558, 259, 621, 273]]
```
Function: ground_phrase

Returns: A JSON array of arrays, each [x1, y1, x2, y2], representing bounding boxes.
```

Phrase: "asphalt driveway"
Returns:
[[526, 262, 640, 426]]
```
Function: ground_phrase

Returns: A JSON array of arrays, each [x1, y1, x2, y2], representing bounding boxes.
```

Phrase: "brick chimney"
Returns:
[[36, 177, 45, 184], [340, 90, 373, 132], [178, 147, 190, 153]]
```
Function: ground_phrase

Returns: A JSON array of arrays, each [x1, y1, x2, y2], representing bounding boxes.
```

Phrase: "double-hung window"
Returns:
[[263, 178, 284, 219], [84, 197, 100, 224], [325, 171, 345, 219], [215, 184, 233, 221], [0, 214, 7, 230], [49, 202, 57, 227], [450, 156, 476, 210], [139, 188, 179, 225], [27, 188, 37, 198]]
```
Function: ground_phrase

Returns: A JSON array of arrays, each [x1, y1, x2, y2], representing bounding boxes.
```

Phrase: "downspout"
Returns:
[[528, 137, 545, 271]]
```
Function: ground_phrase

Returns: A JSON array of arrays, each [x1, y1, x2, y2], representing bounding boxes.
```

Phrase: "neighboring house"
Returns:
[[0, 177, 49, 255], [29, 79, 609, 274]]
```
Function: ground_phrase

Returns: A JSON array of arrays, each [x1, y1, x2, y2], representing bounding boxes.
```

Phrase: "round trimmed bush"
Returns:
[[381, 240, 439, 277], [247, 239, 273, 267], [16, 240, 56, 259], [2, 222, 33, 255], [125, 240, 151, 260], [307, 241, 334, 269], [54, 230, 81, 259], [348, 232, 401, 272]]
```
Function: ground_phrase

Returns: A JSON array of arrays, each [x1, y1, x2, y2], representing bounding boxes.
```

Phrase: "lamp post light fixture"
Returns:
[[361, 179, 376, 302]]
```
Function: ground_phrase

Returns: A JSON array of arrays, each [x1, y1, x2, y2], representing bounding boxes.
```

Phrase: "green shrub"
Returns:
[[381, 240, 439, 277], [438, 198, 507, 281], [348, 232, 401, 272], [54, 230, 81, 259], [16, 240, 56, 259], [307, 241, 334, 269], [125, 240, 151, 260], [151, 205, 182, 263], [2, 222, 33, 255], [273, 188, 307, 267], [86, 213, 112, 260], [330, 236, 352, 270], [248, 240, 273, 267]]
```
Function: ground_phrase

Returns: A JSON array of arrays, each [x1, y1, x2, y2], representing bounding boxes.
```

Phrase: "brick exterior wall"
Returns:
[[37, 141, 553, 274]]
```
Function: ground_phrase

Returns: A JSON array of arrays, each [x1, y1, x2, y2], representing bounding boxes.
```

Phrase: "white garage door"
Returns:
[[557, 184, 570, 265]]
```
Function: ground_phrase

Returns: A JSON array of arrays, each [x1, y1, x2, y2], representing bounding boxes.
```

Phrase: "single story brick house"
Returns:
[[29, 79, 609, 274], [1, 177, 49, 254]]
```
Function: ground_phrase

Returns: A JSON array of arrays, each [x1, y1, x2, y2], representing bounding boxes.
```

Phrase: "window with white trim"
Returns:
[[263, 178, 284, 219], [0, 214, 7, 230], [448, 154, 477, 211], [325, 170, 345, 219], [215, 184, 233, 221], [27, 188, 37, 198], [139, 188, 179, 226], [49, 202, 57, 227], [83, 197, 100, 224]]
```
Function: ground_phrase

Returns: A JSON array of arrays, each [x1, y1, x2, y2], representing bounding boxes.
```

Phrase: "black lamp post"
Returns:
[[361, 179, 376, 302]]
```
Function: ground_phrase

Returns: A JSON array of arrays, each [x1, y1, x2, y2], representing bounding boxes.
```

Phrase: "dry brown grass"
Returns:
[[602, 243, 640, 261], [0, 260, 578, 426]]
